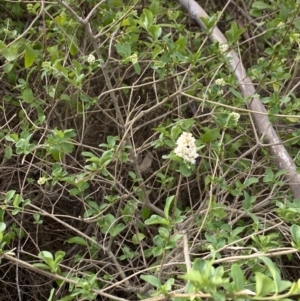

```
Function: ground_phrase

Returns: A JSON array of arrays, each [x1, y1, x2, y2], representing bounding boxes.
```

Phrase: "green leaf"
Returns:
[[141, 207, 151, 220], [33, 263, 51, 270], [132, 233, 146, 245], [201, 128, 220, 143], [24, 45, 36, 68], [252, 1, 273, 10], [21, 88, 35, 103], [288, 280, 300, 295], [148, 25, 162, 40], [39, 250, 54, 261], [5, 190, 16, 203], [54, 251, 65, 264], [263, 169, 274, 182], [69, 39, 78, 56], [66, 236, 88, 246], [145, 215, 169, 226], [5, 146, 12, 159], [164, 195, 174, 220], [225, 22, 246, 44], [1, 43, 20, 61], [259, 257, 281, 294], [291, 224, 300, 248], [5, 134, 18, 143], [110, 223, 125, 237], [115, 42, 131, 58], [158, 227, 169, 238], [141, 9, 154, 30], [133, 62, 141, 75], [33, 213, 41, 222], [277, 280, 292, 293], [231, 263, 244, 290], [229, 87, 243, 99], [0, 222, 6, 232], [48, 288, 55, 301], [140, 275, 161, 288], [179, 162, 193, 177], [244, 177, 259, 187], [255, 272, 275, 297], [149, 0, 160, 14], [275, 169, 286, 178], [179, 269, 202, 284], [81, 151, 96, 158], [242, 191, 256, 211]]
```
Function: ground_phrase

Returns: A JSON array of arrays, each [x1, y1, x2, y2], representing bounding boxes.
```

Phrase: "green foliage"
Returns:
[[1, 0, 300, 299], [34, 251, 66, 274]]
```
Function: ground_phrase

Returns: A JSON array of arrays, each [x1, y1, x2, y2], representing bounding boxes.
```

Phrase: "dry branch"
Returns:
[[177, 0, 300, 198]]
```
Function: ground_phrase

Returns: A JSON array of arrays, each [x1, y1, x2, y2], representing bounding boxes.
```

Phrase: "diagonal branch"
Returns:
[[177, 0, 300, 198]]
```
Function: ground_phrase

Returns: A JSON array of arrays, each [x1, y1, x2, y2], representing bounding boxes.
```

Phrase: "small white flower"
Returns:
[[87, 54, 96, 64], [174, 132, 199, 164], [129, 53, 138, 64], [217, 89, 224, 96], [38, 177, 47, 185], [219, 43, 229, 53], [215, 78, 226, 86], [230, 112, 240, 123]]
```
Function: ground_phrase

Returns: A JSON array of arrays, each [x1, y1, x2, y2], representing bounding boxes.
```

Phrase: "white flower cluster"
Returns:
[[37, 177, 47, 185], [174, 132, 199, 164], [215, 78, 226, 86], [224, 112, 240, 128], [128, 53, 138, 64], [219, 43, 229, 53], [230, 112, 240, 123], [87, 54, 96, 64]]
